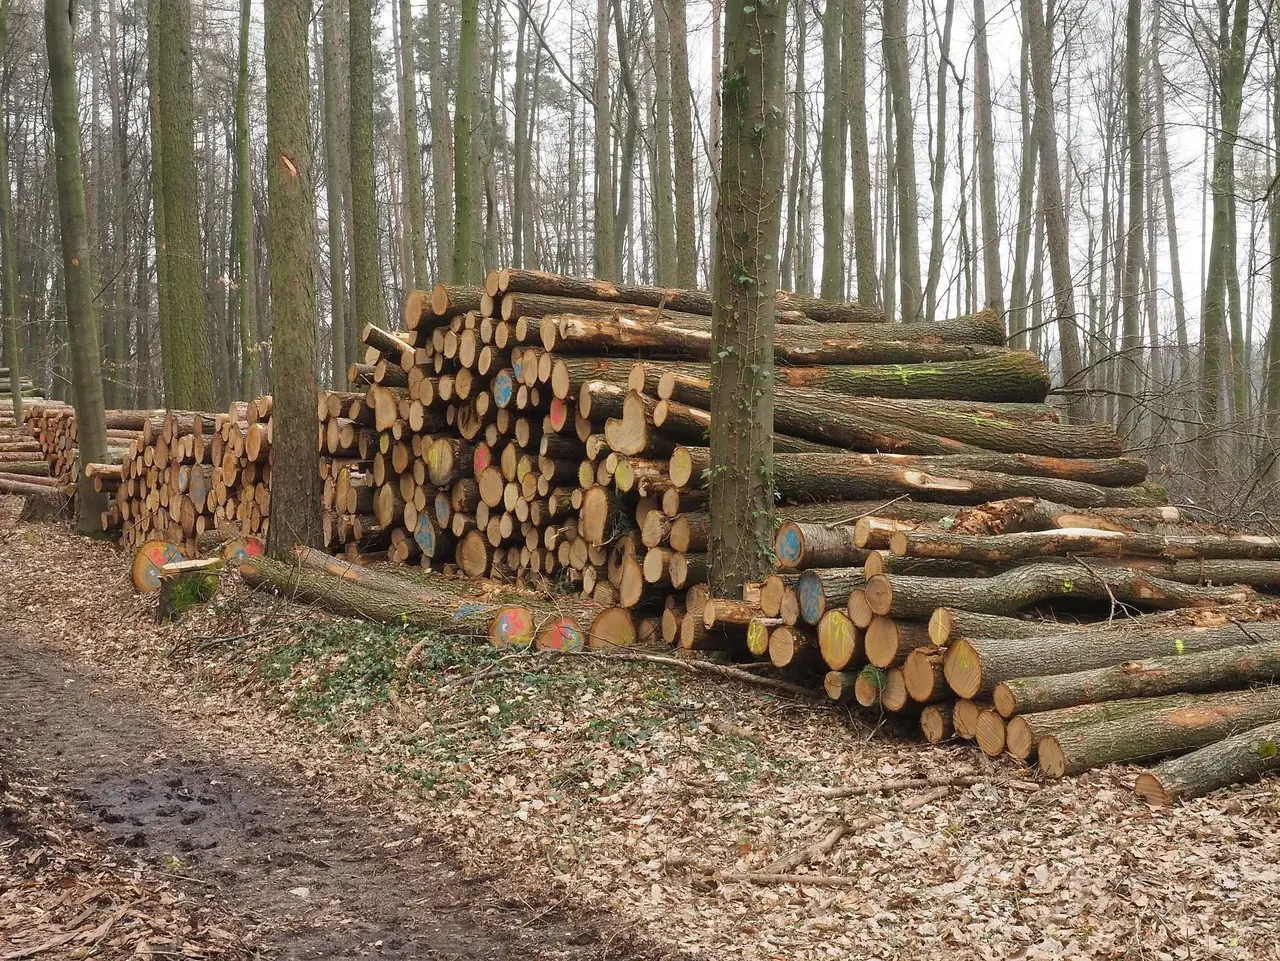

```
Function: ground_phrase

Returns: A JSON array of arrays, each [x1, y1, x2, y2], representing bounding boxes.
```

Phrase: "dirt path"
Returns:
[[0, 632, 661, 960]]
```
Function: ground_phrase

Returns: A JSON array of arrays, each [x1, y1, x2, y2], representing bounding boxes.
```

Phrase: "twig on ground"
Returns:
[[755, 785, 953, 876], [815, 772, 987, 798], [577, 649, 817, 698], [715, 872, 863, 888]]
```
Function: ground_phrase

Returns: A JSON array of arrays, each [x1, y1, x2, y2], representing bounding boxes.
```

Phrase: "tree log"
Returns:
[[1133, 719, 1280, 805], [993, 639, 1280, 717], [668, 447, 1163, 507], [870, 564, 1252, 628], [1038, 687, 1280, 778], [891, 527, 1280, 565], [946, 620, 1280, 701], [1002, 695, 1185, 761], [775, 351, 1049, 401], [951, 496, 1182, 535]]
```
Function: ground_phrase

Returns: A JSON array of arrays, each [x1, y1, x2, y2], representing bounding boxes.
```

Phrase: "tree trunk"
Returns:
[[882, 0, 921, 321], [922, 0, 955, 323], [652, 0, 676, 285], [1117, 0, 1143, 432], [350, 0, 383, 325], [951, 496, 1180, 535], [1197, 0, 1249, 465], [426, 0, 452, 276], [779, 0, 805, 292], [946, 621, 1280, 701], [846, 0, 876, 305], [819, 0, 844, 300], [1025, 0, 1085, 421], [1150, 2, 1188, 380], [45, 0, 109, 532], [263, 0, 322, 554], [0, 0, 20, 421], [995, 640, 1280, 718], [155, 0, 215, 409], [707, 0, 785, 595], [235, 0, 260, 399], [398, 0, 428, 290], [667, 0, 695, 287], [1004, 693, 1188, 760], [894, 527, 1280, 566], [1134, 719, 1280, 805], [773, 351, 1050, 402], [1039, 687, 1280, 779], [972, 0, 1003, 317], [593, 0, 616, 281], [321, 0, 346, 387]]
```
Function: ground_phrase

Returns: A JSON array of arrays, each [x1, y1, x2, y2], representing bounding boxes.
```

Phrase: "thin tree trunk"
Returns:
[[709, 0, 785, 594], [1268, 22, 1280, 477], [1151, 2, 1187, 368], [236, 0, 260, 398], [426, 0, 452, 276], [156, 0, 215, 409], [397, 0, 428, 290], [781, 0, 806, 293], [0, 0, 21, 420], [612, 0, 639, 279], [667, 0, 695, 287], [883, 0, 921, 321], [652, 0, 675, 284], [819, 0, 844, 300], [46, 0, 108, 530], [350, 0, 385, 321], [1198, 0, 1249, 465], [1025, 0, 1085, 422], [1008, 3, 1038, 349], [846, 0, 876, 305], [593, 0, 616, 280], [923, 0, 955, 323], [973, 0, 1003, 317], [1118, 0, 1143, 432], [321, 0, 346, 387], [264, 0, 322, 555]]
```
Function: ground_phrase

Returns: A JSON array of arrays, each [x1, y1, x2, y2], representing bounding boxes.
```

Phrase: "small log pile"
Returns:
[[1, 399, 62, 501]]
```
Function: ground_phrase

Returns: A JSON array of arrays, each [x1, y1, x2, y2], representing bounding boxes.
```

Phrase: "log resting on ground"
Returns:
[[1133, 719, 1280, 805]]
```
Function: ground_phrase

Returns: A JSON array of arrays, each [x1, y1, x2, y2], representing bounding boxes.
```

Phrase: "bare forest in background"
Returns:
[[2, 0, 1280, 522]]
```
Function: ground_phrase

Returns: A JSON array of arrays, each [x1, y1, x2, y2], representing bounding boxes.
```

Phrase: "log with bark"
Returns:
[[889, 527, 1280, 565], [945, 620, 1280, 700], [1038, 687, 1280, 778], [1133, 719, 1280, 805]]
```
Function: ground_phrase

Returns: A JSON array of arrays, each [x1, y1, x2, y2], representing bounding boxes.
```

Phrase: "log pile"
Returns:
[[1, 399, 61, 501], [10, 267, 1278, 804]]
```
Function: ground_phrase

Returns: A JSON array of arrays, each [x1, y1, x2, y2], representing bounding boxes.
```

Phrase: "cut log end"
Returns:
[[490, 606, 536, 649]]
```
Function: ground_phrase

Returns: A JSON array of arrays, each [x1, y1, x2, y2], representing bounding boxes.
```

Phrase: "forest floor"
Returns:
[[2, 502, 1279, 960]]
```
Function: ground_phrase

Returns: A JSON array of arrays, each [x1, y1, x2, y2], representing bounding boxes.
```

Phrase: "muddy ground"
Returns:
[[0, 612, 662, 958]]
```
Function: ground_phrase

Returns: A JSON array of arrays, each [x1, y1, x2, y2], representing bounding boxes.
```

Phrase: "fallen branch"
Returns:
[[581, 649, 817, 698], [756, 785, 952, 876], [815, 773, 988, 799]]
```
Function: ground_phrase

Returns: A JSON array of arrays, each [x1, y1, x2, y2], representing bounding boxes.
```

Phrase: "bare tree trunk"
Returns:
[[156, 0, 215, 409], [1151, 2, 1188, 371], [1007, 3, 1038, 349], [819, 0, 844, 300], [709, 0, 785, 594], [512, 3, 529, 269], [321, 0, 345, 386], [1025, 0, 1085, 422], [667, 0, 696, 287], [398, 0, 428, 290], [652, 0, 676, 284], [264, 0, 322, 556], [973, 0, 1003, 317], [46, 0, 108, 530], [882, 77, 896, 322], [1267, 23, 1280, 478], [1118, 0, 1143, 432], [883, 0, 921, 321], [611, 0, 639, 279], [781, 0, 806, 293], [236, 0, 260, 397], [1198, 0, 1249, 466], [426, 0, 452, 276], [923, 0, 955, 323], [450, 0, 480, 281], [0, 0, 21, 419], [593, 0, 616, 280], [846, 0, 876, 305]]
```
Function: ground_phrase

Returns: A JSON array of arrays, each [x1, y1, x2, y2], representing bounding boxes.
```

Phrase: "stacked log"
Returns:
[[0, 399, 59, 500]]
